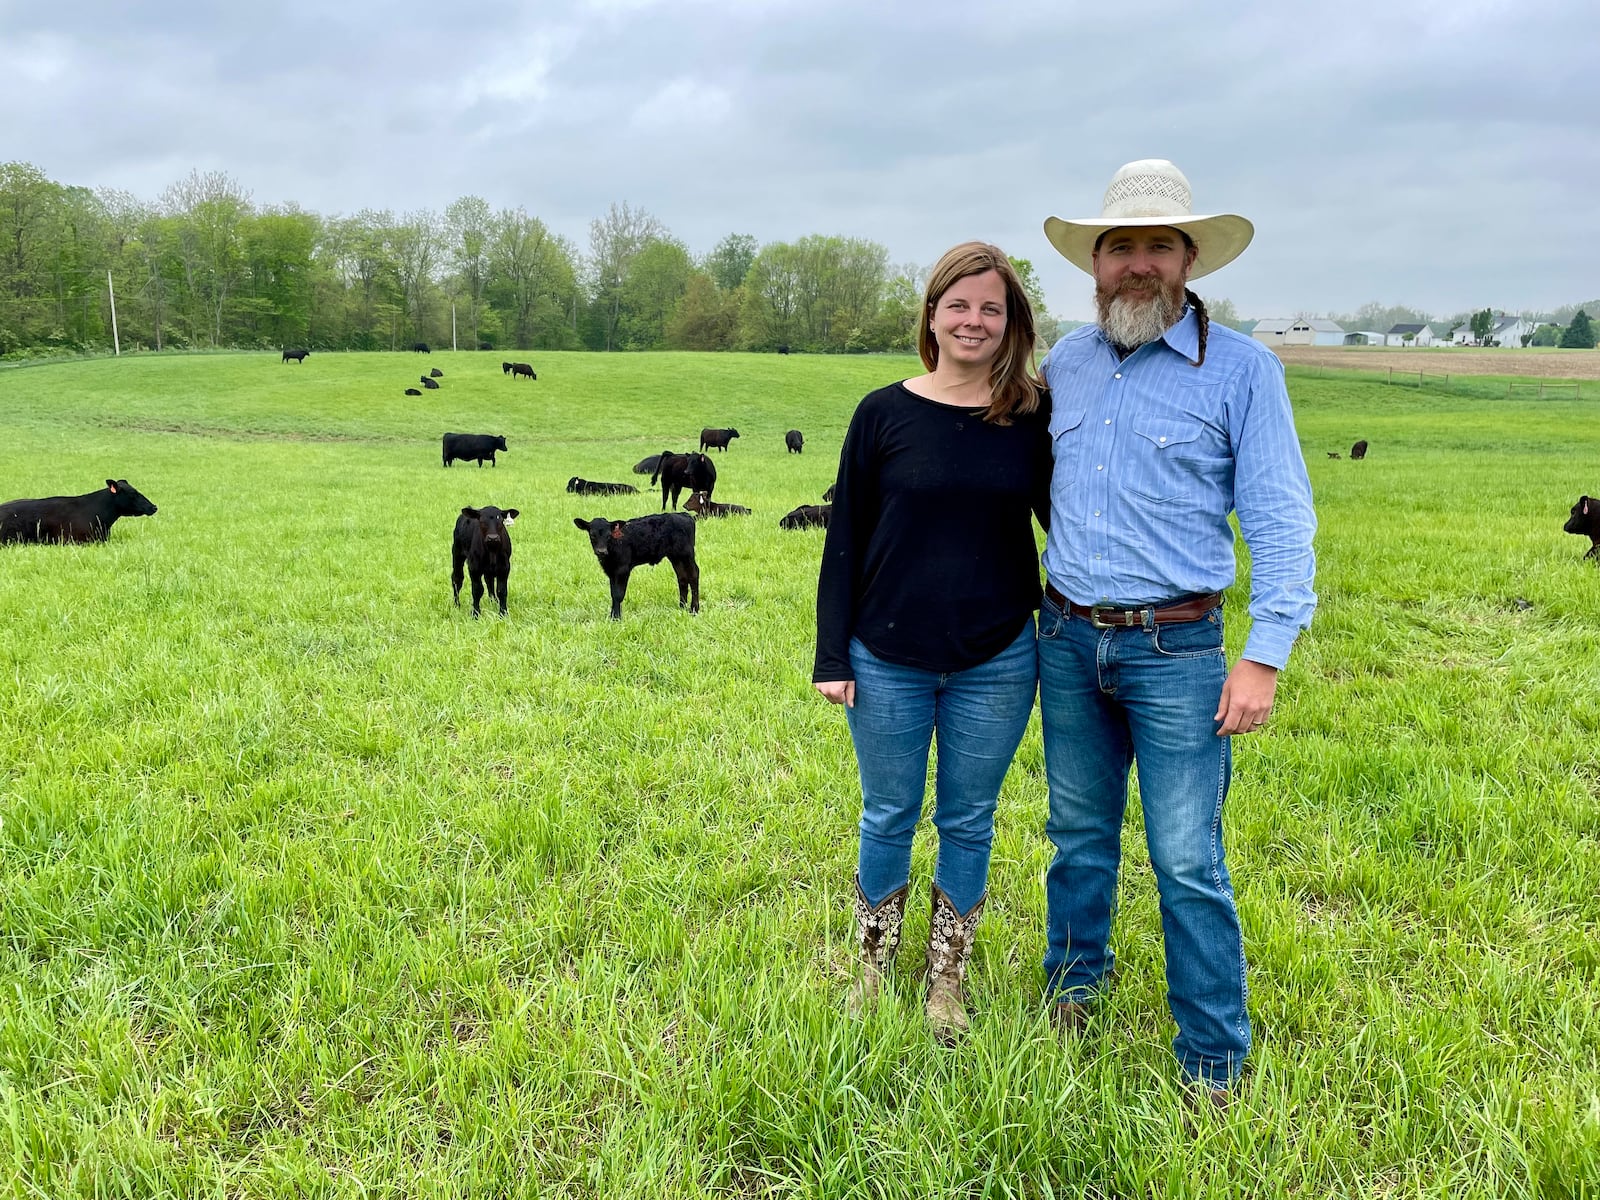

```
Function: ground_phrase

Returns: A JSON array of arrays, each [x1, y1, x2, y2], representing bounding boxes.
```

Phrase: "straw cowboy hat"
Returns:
[[1044, 159, 1254, 282]]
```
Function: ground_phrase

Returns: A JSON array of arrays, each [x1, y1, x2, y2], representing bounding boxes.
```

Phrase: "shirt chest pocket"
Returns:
[[1128, 420, 1224, 504], [1050, 408, 1087, 489]]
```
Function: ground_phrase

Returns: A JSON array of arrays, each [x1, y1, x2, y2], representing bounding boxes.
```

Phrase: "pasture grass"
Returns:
[[1, 350, 1597, 1198]]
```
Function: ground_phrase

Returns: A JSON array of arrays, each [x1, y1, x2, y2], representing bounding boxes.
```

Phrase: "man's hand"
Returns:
[[1215, 659, 1277, 736], [815, 680, 856, 707]]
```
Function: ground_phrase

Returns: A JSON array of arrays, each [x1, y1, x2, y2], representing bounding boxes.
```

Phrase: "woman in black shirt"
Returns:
[[814, 242, 1051, 1040]]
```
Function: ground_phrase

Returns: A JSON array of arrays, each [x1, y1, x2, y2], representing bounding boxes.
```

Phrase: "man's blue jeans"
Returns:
[[847, 619, 1037, 916], [1037, 594, 1249, 1087]]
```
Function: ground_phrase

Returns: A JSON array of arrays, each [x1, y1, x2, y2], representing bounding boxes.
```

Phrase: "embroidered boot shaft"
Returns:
[[925, 884, 985, 1043], [848, 875, 908, 1016]]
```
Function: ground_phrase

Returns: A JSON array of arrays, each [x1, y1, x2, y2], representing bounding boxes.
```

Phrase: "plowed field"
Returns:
[[1275, 345, 1600, 379]]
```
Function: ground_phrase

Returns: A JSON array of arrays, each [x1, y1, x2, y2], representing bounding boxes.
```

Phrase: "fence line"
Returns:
[[1288, 364, 1585, 401]]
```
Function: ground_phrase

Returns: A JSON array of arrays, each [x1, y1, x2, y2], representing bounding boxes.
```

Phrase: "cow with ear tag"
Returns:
[[572, 513, 699, 620], [452, 505, 519, 617], [1565, 494, 1600, 561]]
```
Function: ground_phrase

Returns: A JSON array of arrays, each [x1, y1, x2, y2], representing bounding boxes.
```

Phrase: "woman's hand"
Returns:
[[814, 680, 856, 707]]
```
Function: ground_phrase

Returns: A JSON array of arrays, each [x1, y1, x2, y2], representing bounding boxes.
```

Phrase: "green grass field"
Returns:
[[1, 351, 1597, 1198]]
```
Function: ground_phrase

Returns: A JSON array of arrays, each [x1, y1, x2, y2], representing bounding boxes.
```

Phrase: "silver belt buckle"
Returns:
[[1089, 606, 1135, 629]]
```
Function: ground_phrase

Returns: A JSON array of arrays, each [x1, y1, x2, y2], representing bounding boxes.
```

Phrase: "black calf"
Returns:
[[452, 505, 518, 617], [573, 513, 700, 620], [1565, 495, 1600, 561]]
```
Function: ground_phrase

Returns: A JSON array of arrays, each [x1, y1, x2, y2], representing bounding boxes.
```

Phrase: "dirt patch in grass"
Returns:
[[1276, 346, 1600, 380]]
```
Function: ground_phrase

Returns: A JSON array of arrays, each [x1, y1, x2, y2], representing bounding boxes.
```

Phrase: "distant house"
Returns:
[[1451, 314, 1534, 346], [1251, 319, 1294, 347], [1343, 330, 1386, 346], [1385, 322, 1433, 347], [1283, 318, 1346, 347]]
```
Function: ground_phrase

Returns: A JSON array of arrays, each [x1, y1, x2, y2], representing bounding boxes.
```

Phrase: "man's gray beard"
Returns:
[[1096, 282, 1185, 350]]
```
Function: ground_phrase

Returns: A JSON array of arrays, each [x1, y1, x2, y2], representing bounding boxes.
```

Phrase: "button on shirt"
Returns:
[[1041, 309, 1317, 669]]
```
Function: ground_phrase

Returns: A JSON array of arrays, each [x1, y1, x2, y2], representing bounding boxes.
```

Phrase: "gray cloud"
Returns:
[[3, 0, 1595, 320]]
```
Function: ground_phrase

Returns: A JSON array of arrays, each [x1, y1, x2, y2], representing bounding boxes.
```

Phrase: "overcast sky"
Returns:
[[4, 0, 1596, 321]]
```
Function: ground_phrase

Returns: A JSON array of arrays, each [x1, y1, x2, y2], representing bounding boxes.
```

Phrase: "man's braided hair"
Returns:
[[1184, 288, 1208, 369]]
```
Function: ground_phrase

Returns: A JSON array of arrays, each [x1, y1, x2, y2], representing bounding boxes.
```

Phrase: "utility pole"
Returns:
[[452, 302, 457, 352], [107, 271, 121, 356]]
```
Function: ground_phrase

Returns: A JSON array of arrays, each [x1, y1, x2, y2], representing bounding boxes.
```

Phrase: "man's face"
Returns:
[[1091, 225, 1197, 297], [1092, 225, 1199, 348]]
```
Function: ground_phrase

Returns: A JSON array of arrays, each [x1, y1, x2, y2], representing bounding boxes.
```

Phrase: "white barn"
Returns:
[[1283, 318, 1346, 347], [1343, 331, 1386, 345], [1251, 319, 1293, 347]]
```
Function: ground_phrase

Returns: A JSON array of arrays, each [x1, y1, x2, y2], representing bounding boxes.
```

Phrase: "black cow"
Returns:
[[502, 361, 514, 376], [511, 363, 536, 381], [479, 342, 493, 351], [633, 455, 662, 476], [684, 490, 750, 518], [0, 479, 158, 544], [412, 342, 431, 353], [785, 430, 804, 454], [405, 387, 422, 396], [699, 427, 740, 453], [452, 505, 518, 617], [1565, 495, 1600, 561], [420, 376, 440, 390], [567, 477, 639, 496], [443, 433, 508, 468], [573, 513, 699, 620], [822, 484, 836, 503], [429, 368, 443, 378], [651, 449, 716, 510], [779, 504, 832, 530], [777, 344, 791, 355], [1350, 440, 1369, 460], [281, 348, 309, 364]]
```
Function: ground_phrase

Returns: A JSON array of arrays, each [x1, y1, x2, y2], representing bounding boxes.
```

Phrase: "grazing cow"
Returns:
[[502, 361, 514, 375], [429, 368, 443, 378], [1565, 495, 1600, 561], [572, 513, 699, 620], [420, 376, 440, 390], [822, 484, 836, 503], [412, 342, 431, 353], [684, 490, 750, 518], [699, 427, 740, 453], [633, 454, 662, 476], [443, 433, 508, 468], [452, 505, 518, 617], [777, 344, 791, 355], [779, 503, 832, 530], [479, 342, 493, 351], [405, 387, 423, 396], [785, 430, 804, 454], [511, 362, 536, 381], [1350, 440, 1369, 460], [567, 477, 639, 496], [281, 348, 309, 364], [0, 479, 158, 544], [650, 449, 716, 510]]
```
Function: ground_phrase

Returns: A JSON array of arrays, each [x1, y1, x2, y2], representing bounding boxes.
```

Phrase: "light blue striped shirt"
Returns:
[[1041, 308, 1317, 669]]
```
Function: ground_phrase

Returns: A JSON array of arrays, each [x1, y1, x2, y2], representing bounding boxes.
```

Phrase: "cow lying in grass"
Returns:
[[452, 505, 518, 617], [567, 477, 639, 496], [573, 513, 699, 620], [0, 479, 159, 544], [684, 491, 750, 518], [779, 503, 831, 530]]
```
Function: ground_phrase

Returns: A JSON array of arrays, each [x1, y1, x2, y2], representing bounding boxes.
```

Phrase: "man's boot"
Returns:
[[925, 884, 984, 1044], [848, 875, 907, 1017]]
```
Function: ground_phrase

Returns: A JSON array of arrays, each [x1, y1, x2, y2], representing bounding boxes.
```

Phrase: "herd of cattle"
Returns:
[[6, 357, 1596, 623]]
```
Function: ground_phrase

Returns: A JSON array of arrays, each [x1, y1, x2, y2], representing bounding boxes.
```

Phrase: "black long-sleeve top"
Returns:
[[813, 381, 1053, 682]]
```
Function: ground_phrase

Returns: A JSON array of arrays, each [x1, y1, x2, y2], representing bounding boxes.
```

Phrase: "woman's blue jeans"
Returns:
[[847, 619, 1037, 916], [1037, 594, 1250, 1087]]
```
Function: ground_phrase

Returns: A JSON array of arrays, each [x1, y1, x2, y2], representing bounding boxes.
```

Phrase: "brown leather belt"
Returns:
[[1045, 581, 1222, 628]]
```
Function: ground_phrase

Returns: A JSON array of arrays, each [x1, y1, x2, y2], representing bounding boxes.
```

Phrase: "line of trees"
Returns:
[[0, 161, 1063, 359]]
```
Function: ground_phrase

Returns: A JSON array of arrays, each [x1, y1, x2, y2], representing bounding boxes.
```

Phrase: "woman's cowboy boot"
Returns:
[[925, 884, 985, 1044], [848, 875, 908, 1016]]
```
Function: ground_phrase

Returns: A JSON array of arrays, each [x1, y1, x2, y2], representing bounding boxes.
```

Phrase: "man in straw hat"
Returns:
[[1035, 159, 1316, 1106]]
